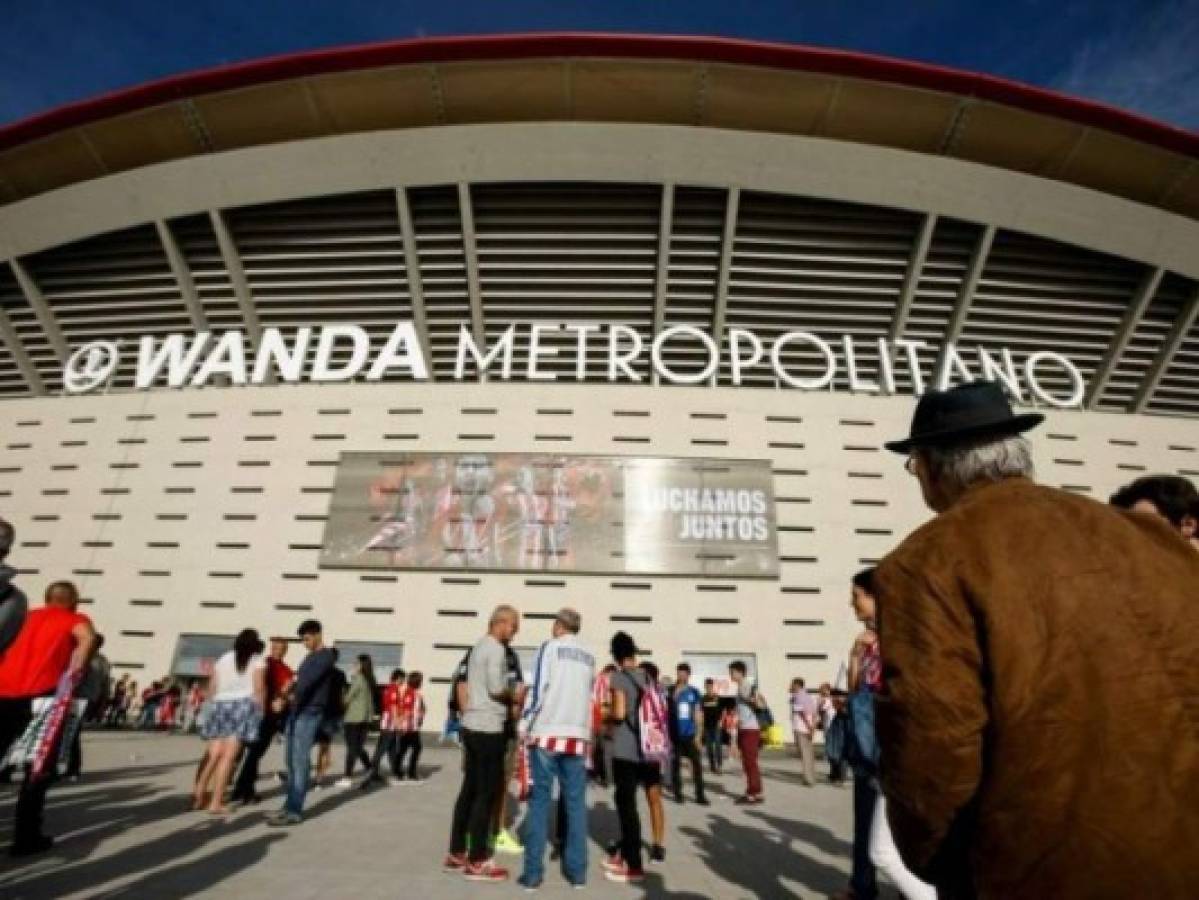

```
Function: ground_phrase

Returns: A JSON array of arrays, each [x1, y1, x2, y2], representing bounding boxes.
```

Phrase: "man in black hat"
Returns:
[[872, 380, 1199, 899]]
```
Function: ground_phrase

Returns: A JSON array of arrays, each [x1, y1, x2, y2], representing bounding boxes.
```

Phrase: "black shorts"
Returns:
[[615, 758, 662, 788]]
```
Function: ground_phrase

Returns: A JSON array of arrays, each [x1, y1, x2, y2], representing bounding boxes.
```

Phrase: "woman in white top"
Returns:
[[192, 629, 266, 814]]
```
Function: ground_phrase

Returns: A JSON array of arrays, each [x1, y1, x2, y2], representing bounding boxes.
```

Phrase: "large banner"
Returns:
[[319, 453, 779, 578]]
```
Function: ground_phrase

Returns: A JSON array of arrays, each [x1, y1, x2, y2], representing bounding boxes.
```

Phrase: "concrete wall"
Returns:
[[2, 380, 1195, 727]]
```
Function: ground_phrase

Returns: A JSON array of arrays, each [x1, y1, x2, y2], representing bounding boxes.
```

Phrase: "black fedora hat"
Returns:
[[884, 380, 1044, 454]]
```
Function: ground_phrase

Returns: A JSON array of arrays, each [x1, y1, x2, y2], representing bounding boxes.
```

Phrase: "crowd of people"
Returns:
[[1, 380, 1197, 899]]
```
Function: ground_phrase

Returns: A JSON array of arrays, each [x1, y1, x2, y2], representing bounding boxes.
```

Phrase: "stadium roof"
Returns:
[[1, 32, 1197, 219]]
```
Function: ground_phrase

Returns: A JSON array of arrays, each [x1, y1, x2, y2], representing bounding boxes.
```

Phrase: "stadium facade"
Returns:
[[1, 34, 1197, 715]]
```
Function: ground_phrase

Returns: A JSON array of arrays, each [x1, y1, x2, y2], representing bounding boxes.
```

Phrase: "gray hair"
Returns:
[[920, 435, 1034, 500], [0, 517, 12, 561], [489, 604, 520, 627], [555, 607, 582, 634]]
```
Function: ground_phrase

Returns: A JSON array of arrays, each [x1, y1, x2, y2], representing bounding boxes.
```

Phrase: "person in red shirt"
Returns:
[[361, 668, 406, 788], [395, 671, 426, 782], [231, 636, 293, 804], [0, 580, 97, 856]]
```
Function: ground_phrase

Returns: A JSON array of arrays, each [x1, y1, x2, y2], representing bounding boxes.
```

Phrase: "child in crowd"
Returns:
[[395, 671, 426, 782]]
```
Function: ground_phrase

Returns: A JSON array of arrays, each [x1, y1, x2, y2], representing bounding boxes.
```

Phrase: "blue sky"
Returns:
[[1, 0, 1197, 131]]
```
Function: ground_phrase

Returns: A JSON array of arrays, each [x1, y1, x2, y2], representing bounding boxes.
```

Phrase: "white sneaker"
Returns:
[[334, 777, 352, 789]]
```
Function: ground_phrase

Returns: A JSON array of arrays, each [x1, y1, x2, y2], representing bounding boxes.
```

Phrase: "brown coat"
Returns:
[[875, 478, 1199, 900]]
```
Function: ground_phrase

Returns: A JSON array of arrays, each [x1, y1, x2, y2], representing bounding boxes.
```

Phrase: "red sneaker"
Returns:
[[601, 851, 623, 873], [442, 853, 468, 872], [463, 859, 509, 883], [603, 860, 645, 884]]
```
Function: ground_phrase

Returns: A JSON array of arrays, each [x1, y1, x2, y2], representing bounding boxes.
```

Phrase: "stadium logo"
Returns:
[[61, 321, 1086, 408]]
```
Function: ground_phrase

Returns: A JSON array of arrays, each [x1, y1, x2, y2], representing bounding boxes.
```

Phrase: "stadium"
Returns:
[[0, 33, 1197, 714]]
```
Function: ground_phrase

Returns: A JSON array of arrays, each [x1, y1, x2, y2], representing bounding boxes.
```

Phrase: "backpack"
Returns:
[[448, 650, 471, 715], [619, 670, 672, 765]]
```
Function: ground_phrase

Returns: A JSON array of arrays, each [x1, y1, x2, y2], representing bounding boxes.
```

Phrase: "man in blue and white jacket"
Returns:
[[517, 607, 595, 890]]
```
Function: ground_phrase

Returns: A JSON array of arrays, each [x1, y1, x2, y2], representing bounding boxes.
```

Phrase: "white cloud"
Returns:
[[1052, 0, 1199, 130]]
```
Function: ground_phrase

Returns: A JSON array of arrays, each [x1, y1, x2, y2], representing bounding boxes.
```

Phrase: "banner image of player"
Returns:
[[319, 452, 779, 578]]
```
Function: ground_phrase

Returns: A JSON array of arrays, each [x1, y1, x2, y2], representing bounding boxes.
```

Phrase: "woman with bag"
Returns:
[[336, 655, 377, 787]]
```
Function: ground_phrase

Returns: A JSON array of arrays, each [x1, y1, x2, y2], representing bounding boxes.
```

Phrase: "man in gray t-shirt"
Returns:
[[730, 660, 765, 804], [446, 605, 522, 881]]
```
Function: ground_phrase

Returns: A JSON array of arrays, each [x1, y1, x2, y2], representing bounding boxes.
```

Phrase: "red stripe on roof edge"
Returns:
[[1, 32, 1196, 159]]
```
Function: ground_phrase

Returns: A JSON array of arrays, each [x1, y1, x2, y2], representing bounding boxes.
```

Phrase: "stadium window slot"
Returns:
[[697, 584, 737, 592], [20, 541, 48, 548], [7, 443, 31, 450], [93, 514, 121, 521], [610, 582, 652, 590], [524, 612, 557, 621], [102, 488, 131, 495], [858, 557, 881, 565], [208, 571, 243, 579], [69, 417, 96, 425], [187, 412, 218, 419], [1117, 464, 1148, 472], [780, 555, 818, 564], [307, 460, 338, 467], [388, 408, 423, 415], [1168, 445, 1195, 453], [536, 409, 573, 416], [318, 409, 351, 416], [781, 586, 821, 595], [1061, 485, 1093, 494], [156, 514, 187, 521], [0, 466, 20, 474], [301, 487, 334, 495], [786, 653, 830, 661], [535, 435, 573, 442], [129, 599, 163, 608], [60, 440, 87, 447], [109, 463, 139, 470], [33, 515, 60, 522], [16, 420, 40, 427], [117, 438, 147, 446], [1109, 439, 1139, 447], [200, 602, 235, 609], [354, 607, 394, 615], [778, 525, 815, 533], [119, 630, 154, 638], [848, 472, 884, 479], [0, 490, 10, 498], [216, 542, 250, 550], [772, 468, 808, 476], [697, 617, 739, 624], [179, 436, 209, 444], [461, 408, 497, 415], [612, 410, 650, 417], [525, 579, 566, 588], [457, 434, 495, 441], [855, 528, 894, 536], [695, 552, 738, 561], [81, 541, 112, 549], [768, 441, 805, 450], [610, 615, 652, 623], [784, 619, 825, 626], [1178, 469, 1199, 477], [438, 609, 479, 618], [240, 460, 271, 468], [231, 487, 264, 494], [147, 541, 180, 549], [15, 568, 39, 575], [766, 415, 803, 424], [852, 499, 888, 507], [172, 461, 203, 468], [295, 514, 328, 522], [312, 434, 346, 441], [384, 433, 420, 441], [164, 487, 194, 494], [126, 414, 155, 422], [776, 497, 812, 505], [690, 412, 727, 420], [251, 410, 282, 417], [288, 543, 323, 551], [224, 514, 257, 522], [112, 661, 146, 669], [1046, 434, 1077, 442], [839, 420, 875, 427], [139, 570, 170, 577], [843, 445, 880, 453], [276, 603, 313, 611], [42, 489, 69, 496], [1053, 459, 1085, 467], [281, 573, 318, 580], [692, 439, 728, 447], [613, 436, 650, 444], [442, 577, 481, 585], [360, 575, 397, 583], [245, 435, 276, 442]]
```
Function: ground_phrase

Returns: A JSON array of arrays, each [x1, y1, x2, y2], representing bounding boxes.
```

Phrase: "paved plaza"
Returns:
[[0, 730, 856, 899]]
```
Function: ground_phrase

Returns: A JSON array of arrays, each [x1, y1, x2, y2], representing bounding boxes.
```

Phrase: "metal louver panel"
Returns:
[[0, 266, 32, 397], [472, 182, 660, 381], [22, 223, 191, 390], [1097, 272, 1193, 412], [1146, 281, 1199, 417], [958, 232, 1144, 399], [225, 190, 412, 377], [408, 186, 471, 379], [722, 192, 920, 388], [171, 213, 243, 331], [898, 217, 982, 390]]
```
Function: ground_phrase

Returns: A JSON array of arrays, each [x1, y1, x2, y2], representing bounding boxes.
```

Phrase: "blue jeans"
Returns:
[[521, 747, 588, 885], [284, 709, 323, 816]]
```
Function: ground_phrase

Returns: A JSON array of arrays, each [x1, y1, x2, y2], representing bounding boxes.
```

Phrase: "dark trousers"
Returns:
[[396, 731, 422, 779], [367, 730, 401, 779], [612, 758, 646, 873], [590, 739, 609, 784], [342, 722, 371, 777], [703, 729, 723, 773], [850, 768, 880, 899], [670, 738, 707, 801], [0, 696, 57, 848], [232, 712, 282, 800], [450, 729, 507, 862]]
